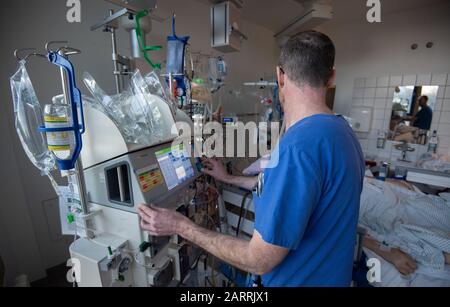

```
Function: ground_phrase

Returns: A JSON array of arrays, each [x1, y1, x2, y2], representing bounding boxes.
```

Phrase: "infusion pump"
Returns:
[[70, 141, 202, 287]]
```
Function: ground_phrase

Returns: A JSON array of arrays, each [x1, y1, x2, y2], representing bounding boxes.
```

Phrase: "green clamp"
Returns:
[[136, 10, 163, 70], [67, 213, 75, 224]]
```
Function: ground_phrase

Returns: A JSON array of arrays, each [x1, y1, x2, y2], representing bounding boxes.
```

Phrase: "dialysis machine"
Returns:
[[70, 101, 200, 287]]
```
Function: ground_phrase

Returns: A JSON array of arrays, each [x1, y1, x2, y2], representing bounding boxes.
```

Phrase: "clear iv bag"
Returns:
[[10, 61, 61, 195], [144, 71, 177, 117], [132, 71, 178, 142], [10, 60, 55, 173], [83, 70, 175, 146]]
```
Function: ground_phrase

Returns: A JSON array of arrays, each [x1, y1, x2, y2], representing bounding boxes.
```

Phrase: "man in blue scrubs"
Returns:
[[138, 31, 365, 287], [412, 96, 433, 130]]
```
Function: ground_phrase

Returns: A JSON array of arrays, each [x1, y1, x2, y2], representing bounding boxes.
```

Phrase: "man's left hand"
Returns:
[[138, 205, 188, 236]]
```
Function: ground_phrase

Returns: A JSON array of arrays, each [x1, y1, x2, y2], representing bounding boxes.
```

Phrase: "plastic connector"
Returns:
[[139, 241, 151, 253]]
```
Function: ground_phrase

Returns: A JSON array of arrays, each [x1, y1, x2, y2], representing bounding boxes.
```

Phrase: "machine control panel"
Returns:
[[84, 141, 200, 213], [155, 144, 195, 191]]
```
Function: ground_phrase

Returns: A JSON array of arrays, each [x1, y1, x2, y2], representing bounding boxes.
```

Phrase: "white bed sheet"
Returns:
[[363, 248, 450, 287], [359, 177, 450, 286]]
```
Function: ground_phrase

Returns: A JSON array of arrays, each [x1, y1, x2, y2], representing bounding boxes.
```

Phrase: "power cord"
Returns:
[[236, 191, 252, 237]]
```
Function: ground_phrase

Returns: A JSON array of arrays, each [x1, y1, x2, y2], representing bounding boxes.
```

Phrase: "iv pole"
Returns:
[[45, 41, 93, 239]]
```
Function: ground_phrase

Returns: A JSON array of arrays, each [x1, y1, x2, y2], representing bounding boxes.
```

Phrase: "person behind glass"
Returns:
[[412, 95, 432, 130]]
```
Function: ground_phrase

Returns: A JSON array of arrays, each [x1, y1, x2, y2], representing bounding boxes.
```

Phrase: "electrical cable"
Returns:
[[177, 250, 206, 287], [236, 191, 252, 237]]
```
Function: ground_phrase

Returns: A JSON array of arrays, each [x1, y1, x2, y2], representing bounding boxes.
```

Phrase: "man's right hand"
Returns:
[[201, 158, 231, 183]]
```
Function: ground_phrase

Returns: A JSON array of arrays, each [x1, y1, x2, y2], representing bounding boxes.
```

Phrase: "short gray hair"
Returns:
[[279, 31, 335, 88]]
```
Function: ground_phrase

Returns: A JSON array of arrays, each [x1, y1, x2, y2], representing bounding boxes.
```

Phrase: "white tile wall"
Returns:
[[435, 99, 443, 112], [440, 111, 450, 124], [353, 88, 364, 98], [353, 98, 364, 106], [388, 87, 396, 99], [376, 76, 389, 87], [440, 136, 450, 148], [437, 87, 446, 99], [431, 74, 448, 86], [443, 99, 450, 112], [402, 75, 416, 86], [417, 74, 432, 85], [365, 77, 377, 88], [389, 76, 402, 86], [354, 77, 365, 88], [373, 108, 385, 120], [438, 123, 450, 136], [445, 86, 450, 99], [371, 119, 383, 130], [364, 87, 376, 98], [385, 98, 392, 108], [431, 110, 441, 127], [364, 98, 374, 106], [375, 87, 388, 98], [351, 73, 450, 159], [374, 98, 386, 108]]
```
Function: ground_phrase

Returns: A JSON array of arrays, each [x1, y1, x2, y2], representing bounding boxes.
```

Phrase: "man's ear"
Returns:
[[277, 66, 285, 88], [327, 68, 337, 88]]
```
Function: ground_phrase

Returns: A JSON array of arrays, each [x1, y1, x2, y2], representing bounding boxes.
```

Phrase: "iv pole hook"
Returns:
[[14, 48, 47, 61]]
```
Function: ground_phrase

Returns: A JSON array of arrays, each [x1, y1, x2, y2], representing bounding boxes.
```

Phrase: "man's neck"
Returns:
[[283, 85, 333, 130]]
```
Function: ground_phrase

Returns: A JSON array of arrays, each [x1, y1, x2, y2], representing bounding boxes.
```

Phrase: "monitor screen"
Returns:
[[155, 144, 195, 191]]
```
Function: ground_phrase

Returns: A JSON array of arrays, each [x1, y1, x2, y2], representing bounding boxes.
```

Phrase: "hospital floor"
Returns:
[[31, 263, 72, 287]]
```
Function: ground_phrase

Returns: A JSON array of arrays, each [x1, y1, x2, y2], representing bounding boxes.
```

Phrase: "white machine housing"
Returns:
[[70, 104, 199, 287]]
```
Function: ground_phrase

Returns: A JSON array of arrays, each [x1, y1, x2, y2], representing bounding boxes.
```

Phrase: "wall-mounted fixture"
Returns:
[[211, 1, 247, 53], [411, 43, 418, 50], [274, 1, 333, 46], [426, 42, 434, 48], [349, 107, 373, 133]]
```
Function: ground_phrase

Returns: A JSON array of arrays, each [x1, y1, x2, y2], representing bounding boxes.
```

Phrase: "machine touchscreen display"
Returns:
[[155, 144, 195, 191]]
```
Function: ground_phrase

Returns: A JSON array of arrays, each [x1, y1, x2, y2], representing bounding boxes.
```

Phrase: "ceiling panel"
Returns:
[[240, 0, 305, 33], [196, 0, 448, 33]]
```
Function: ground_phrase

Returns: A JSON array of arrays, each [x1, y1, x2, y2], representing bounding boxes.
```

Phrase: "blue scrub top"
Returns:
[[253, 114, 365, 287], [413, 105, 433, 130]]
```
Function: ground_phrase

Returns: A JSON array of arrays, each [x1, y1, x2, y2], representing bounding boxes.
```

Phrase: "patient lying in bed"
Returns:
[[359, 177, 450, 287]]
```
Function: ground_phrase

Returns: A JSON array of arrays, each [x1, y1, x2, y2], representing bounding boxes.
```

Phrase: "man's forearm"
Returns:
[[224, 175, 258, 191], [176, 218, 263, 275]]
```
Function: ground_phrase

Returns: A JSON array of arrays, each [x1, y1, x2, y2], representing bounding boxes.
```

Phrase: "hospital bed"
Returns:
[[357, 176, 450, 287]]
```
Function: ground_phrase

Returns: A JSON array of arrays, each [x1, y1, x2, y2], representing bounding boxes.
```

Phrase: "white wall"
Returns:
[[0, 0, 278, 284], [317, 0, 450, 116]]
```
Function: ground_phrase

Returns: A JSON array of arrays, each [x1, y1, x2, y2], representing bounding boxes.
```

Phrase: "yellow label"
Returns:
[[137, 167, 163, 193], [44, 115, 68, 123], [48, 145, 70, 151]]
